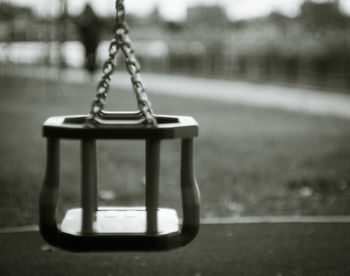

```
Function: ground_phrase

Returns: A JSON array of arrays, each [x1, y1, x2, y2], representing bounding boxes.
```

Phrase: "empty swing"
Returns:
[[39, 0, 200, 252]]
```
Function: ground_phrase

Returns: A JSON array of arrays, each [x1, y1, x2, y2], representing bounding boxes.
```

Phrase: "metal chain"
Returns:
[[86, 0, 157, 127]]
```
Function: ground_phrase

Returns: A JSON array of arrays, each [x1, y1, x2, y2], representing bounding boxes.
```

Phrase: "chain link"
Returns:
[[86, 0, 157, 127]]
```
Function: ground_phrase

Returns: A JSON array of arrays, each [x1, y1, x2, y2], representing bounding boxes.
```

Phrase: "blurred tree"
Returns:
[[149, 5, 162, 26], [187, 4, 230, 28], [299, 0, 349, 30]]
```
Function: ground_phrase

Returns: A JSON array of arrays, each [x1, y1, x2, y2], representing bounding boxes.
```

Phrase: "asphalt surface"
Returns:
[[0, 223, 349, 276]]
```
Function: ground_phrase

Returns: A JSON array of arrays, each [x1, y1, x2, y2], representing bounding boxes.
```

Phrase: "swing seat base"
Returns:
[[61, 207, 180, 235], [42, 207, 188, 252]]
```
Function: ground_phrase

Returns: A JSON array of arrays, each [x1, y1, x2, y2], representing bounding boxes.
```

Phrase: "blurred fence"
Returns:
[[142, 42, 350, 92], [1, 40, 350, 92]]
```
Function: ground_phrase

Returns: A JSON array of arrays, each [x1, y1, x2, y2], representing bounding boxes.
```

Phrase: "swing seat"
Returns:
[[39, 113, 200, 252]]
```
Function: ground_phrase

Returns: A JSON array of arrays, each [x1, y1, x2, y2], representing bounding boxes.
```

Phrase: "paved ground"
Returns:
[[0, 223, 349, 276], [1, 65, 350, 119]]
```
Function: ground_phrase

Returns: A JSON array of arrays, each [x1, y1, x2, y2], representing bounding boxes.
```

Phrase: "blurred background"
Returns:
[[2, 0, 350, 89], [0, 0, 350, 227]]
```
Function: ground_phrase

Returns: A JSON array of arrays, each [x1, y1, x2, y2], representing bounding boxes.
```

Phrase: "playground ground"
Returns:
[[1, 223, 350, 276], [1, 65, 350, 223], [0, 65, 350, 275]]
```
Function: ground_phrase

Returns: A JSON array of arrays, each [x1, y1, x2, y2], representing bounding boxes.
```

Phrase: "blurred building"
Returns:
[[0, 3, 35, 41], [0, 2, 80, 42]]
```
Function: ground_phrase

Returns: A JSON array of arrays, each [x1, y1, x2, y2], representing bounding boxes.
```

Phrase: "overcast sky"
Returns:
[[7, 0, 350, 21]]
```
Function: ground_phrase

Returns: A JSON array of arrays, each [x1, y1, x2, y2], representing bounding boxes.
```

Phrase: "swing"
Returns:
[[39, 0, 200, 252]]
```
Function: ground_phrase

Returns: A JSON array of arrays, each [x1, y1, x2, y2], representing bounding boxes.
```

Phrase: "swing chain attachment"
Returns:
[[86, 0, 157, 127]]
